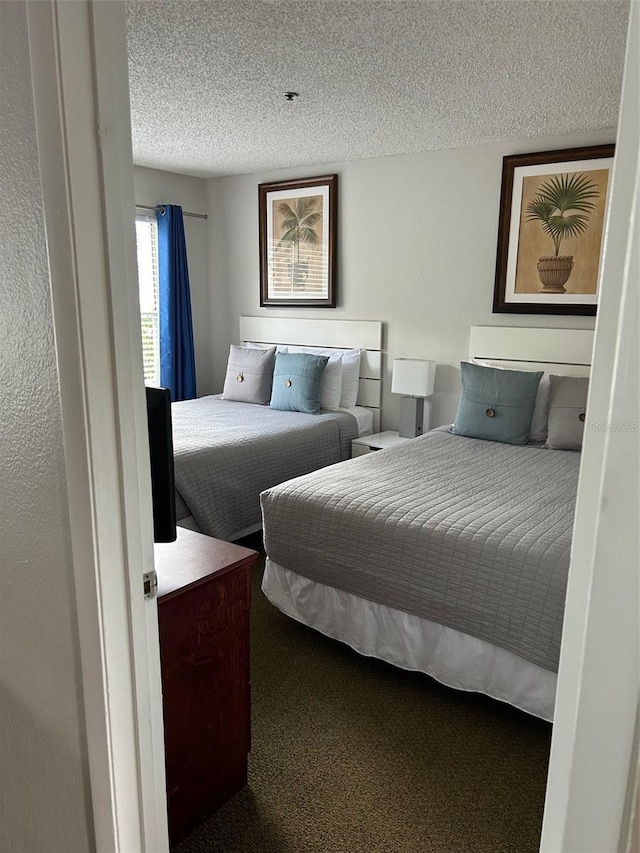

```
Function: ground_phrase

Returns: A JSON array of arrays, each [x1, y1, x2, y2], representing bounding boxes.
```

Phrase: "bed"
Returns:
[[260, 326, 594, 721], [172, 317, 382, 541]]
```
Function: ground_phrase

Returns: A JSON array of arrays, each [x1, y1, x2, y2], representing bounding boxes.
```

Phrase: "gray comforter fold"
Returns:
[[172, 395, 358, 540], [261, 429, 580, 672]]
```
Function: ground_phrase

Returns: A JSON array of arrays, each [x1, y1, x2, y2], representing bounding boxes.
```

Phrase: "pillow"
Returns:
[[546, 375, 589, 451], [288, 345, 362, 408], [270, 352, 329, 415], [221, 344, 276, 404], [339, 348, 363, 408], [453, 362, 543, 445], [473, 358, 550, 442], [529, 374, 551, 442], [288, 347, 343, 409], [244, 341, 288, 353]]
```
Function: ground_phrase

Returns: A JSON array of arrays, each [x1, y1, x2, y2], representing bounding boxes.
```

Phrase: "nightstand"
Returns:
[[351, 430, 412, 457]]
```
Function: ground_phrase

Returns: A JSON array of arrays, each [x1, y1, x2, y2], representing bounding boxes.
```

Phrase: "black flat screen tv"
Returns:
[[145, 386, 177, 543]]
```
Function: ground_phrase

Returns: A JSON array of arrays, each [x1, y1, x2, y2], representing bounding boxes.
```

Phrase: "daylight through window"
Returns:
[[135, 213, 160, 386]]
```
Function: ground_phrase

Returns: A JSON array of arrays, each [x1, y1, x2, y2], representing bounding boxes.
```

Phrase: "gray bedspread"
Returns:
[[172, 395, 358, 540], [261, 429, 581, 672]]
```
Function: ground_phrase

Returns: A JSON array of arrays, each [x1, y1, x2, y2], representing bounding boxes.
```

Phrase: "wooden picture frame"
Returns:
[[493, 145, 615, 315], [259, 174, 337, 307]]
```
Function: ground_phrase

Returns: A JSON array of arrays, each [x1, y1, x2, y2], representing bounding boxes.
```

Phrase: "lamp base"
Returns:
[[399, 396, 430, 438]]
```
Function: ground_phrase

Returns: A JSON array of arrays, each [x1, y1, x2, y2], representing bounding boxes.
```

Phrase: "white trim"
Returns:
[[541, 2, 640, 850], [90, 4, 168, 846], [27, 2, 167, 851]]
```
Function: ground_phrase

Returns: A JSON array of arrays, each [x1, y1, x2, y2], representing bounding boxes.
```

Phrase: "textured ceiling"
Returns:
[[126, 0, 629, 178]]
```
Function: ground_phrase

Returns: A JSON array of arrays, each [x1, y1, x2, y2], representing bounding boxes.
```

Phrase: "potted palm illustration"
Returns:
[[525, 172, 599, 292], [277, 196, 321, 290]]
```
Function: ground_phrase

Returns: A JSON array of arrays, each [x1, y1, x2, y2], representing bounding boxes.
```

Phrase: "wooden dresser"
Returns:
[[154, 527, 258, 845]]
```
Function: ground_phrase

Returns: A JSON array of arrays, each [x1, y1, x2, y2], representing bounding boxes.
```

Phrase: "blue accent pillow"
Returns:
[[270, 352, 329, 415], [453, 362, 543, 445]]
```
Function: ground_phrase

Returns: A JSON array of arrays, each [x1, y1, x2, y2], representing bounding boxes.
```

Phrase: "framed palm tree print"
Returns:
[[493, 145, 615, 315], [259, 174, 337, 307]]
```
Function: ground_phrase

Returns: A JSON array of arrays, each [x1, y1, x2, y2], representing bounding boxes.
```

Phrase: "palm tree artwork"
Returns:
[[525, 172, 599, 292], [276, 196, 322, 290]]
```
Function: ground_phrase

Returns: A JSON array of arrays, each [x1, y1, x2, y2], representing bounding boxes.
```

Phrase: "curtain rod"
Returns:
[[135, 203, 208, 221]]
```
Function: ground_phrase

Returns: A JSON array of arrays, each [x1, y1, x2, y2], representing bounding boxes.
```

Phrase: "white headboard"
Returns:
[[469, 326, 594, 376], [239, 316, 383, 430]]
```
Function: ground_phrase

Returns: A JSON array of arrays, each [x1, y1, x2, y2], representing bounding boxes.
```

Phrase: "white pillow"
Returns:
[[288, 346, 343, 409], [244, 341, 288, 353], [339, 348, 362, 408], [289, 346, 363, 408]]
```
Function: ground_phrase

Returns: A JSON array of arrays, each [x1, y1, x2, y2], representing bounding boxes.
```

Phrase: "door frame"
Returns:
[[541, 2, 639, 849], [25, 0, 639, 850], [26, 2, 168, 850]]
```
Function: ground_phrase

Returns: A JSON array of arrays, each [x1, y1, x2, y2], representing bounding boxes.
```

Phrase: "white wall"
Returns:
[[207, 129, 614, 429], [0, 3, 93, 850], [133, 166, 213, 393]]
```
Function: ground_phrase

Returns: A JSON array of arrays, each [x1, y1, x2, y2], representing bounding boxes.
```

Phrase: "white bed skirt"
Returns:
[[262, 559, 556, 722], [177, 515, 262, 541]]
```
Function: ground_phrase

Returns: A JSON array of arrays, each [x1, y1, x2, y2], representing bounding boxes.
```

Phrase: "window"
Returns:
[[135, 213, 160, 386]]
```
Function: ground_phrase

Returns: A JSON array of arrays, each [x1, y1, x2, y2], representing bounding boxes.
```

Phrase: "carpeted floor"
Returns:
[[175, 533, 551, 853]]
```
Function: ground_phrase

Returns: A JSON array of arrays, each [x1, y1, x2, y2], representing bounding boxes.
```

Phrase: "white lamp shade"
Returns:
[[391, 358, 436, 397]]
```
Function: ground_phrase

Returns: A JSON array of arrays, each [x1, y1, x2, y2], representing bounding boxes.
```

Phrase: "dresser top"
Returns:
[[154, 527, 258, 600]]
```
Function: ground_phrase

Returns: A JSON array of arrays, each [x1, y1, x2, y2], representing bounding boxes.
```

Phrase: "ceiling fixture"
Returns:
[[283, 91, 299, 101]]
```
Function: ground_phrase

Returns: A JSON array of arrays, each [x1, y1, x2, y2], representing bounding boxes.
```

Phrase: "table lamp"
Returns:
[[392, 358, 436, 438]]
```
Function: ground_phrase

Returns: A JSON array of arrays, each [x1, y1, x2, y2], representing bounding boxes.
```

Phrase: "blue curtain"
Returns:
[[157, 204, 197, 401]]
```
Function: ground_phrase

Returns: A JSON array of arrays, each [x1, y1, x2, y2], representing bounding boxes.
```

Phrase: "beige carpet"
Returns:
[[175, 533, 551, 853]]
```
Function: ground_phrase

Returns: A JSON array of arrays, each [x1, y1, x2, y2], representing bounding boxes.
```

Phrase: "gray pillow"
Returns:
[[546, 375, 589, 451], [222, 344, 276, 404], [452, 362, 543, 445]]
